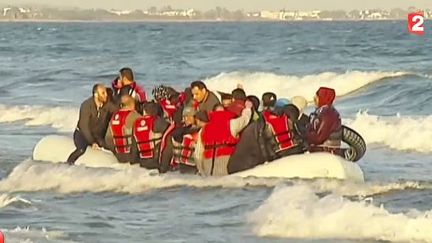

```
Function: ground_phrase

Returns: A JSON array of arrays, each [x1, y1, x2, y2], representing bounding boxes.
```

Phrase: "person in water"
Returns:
[[190, 81, 221, 113], [105, 95, 142, 163], [66, 84, 112, 165], [132, 102, 170, 169], [112, 67, 147, 113], [306, 87, 343, 155], [171, 107, 208, 174], [194, 100, 253, 176]]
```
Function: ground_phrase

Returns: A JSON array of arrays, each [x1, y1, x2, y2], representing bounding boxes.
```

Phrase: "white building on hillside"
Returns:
[[260, 10, 280, 20], [108, 9, 132, 16], [3, 7, 11, 16]]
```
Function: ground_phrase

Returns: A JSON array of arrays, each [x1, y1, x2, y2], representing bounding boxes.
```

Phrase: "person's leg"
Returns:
[[66, 130, 88, 164]]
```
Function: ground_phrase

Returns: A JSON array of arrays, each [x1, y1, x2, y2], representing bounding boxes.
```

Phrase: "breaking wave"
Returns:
[[0, 160, 431, 195], [205, 70, 408, 101], [249, 185, 432, 242]]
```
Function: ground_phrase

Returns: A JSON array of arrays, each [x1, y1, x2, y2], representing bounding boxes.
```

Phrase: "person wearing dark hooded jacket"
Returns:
[[306, 87, 343, 155]]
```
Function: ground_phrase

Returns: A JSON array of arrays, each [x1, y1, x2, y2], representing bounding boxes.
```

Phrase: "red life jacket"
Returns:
[[160, 99, 177, 120], [263, 111, 294, 152], [133, 115, 161, 159], [202, 111, 239, 159], [110, 110, 133, 154], [173, 132, 198, 166]]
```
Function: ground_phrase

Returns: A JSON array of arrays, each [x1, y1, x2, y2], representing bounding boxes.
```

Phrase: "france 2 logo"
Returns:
[[408, 12, 425, 36]]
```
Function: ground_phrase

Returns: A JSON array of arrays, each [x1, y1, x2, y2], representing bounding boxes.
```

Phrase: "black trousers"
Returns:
[[66, 129, 89, 164]]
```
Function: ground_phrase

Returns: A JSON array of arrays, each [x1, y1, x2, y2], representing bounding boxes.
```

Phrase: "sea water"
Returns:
[[0, 21, 431, 243]]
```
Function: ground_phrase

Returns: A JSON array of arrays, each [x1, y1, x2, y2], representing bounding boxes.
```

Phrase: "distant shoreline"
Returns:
[[0, 18, 405, 23]]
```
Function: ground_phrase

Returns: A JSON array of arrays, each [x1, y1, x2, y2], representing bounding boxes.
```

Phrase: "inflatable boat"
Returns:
[[32, 133, 365, 183]]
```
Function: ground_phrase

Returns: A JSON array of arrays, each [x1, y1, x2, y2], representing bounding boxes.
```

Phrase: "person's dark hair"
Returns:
[[92, 84, 99, 95], [184, 87, 193, 104], [247, 95, 260, 111], [92, 83, 105, 96], [283, 104, 300, 120], [217, 91, 232, 101], [262, 92, 277, 108], [231, 88, 247, 101], [143, 102, 160, 117], [106, 87, 114, 101], [119, 67, 134, 81], [190, 81, 207, 90]]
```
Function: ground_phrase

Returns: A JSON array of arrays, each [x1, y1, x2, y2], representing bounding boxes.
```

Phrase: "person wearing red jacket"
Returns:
[[194, 100, 253, 176], [306, 87, 343, 155]]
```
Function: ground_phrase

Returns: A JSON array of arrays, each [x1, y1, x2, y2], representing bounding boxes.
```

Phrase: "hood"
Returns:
[[316, 87, 336, 107]]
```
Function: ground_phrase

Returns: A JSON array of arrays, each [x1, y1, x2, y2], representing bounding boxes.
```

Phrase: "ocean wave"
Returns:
[[204, 70, 408, 101], [0, 104, 77, 132], [249, 185, 432, 242], [1, 160, 431, 195], [0, 161, 284, 194], [2, 226, 71, 243], [0, 193, 31, 208], [0, 106, 431, 154], [346, 112, 432, 153]]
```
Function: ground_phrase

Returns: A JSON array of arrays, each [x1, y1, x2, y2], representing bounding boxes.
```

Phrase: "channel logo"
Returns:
[[408, 11, 425, 36]]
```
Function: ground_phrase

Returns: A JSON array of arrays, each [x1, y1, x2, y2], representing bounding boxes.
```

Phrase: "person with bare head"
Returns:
[[112, 67, 147, 113], [105, 94, 142, 163], [217, 91, 233, 109], [66, 83, 112, 165], [190, 81, 220, 113]]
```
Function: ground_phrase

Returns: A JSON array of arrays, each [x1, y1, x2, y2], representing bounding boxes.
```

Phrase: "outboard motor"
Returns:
[[342, 125, 366, 162]]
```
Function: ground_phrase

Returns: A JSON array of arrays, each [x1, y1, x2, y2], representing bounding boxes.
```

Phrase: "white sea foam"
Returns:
[[346, 112, 432, 153], [204, 70, 407, 101], [2, 226, 71, 243], [0, 193, 31, 208], [0, 160, 430, 195], [0, 161, 284, 194], [0, 104, 77, 132], [249, 185, 432, 242]]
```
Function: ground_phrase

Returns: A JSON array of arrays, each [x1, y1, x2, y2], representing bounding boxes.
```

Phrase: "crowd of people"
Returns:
[[66, 67, 344, 176]]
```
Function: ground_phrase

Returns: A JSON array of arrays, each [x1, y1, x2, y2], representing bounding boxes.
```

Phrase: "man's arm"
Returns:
[[306, 113, 333, 145], [77, 101, 95, 144], [230, 108, 252, 137]]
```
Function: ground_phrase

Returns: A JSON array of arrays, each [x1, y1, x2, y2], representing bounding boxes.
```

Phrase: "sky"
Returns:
[[3, 0, 431, 11]]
